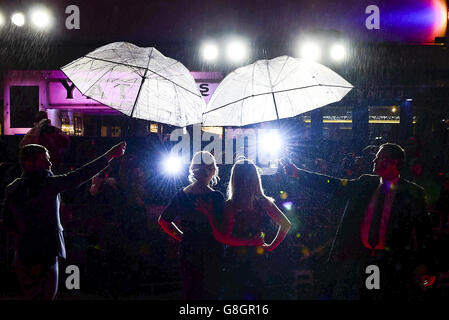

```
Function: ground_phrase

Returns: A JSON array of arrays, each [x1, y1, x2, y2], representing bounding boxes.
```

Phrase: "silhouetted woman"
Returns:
[[197, 158, 292, 299], [158, 151, 225, 299]]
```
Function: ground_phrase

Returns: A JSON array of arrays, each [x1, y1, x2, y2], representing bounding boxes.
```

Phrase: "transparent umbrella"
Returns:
[[61, 42, 205, 127], [202, 55, 353, 126]]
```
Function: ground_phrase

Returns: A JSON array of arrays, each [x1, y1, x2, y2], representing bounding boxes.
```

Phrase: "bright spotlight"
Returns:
[[330, 43, 346, 61], [31, 7, 52, 29], [226, 39, 248, 63], [0, 12, 5, 26], [299, 42, 321, 61], [259, 130, 282, 155], [11, 12, 25, 27], [162, 154, 184, 176], [201, 42, 219, 62]]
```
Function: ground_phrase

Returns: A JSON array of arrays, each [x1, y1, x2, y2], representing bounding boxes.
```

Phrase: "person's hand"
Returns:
[[414, 264, 436, 290], [262, 242, 274, 251], [283, 163, 299, 178], [37, 118, 50, 128], [416, 274, 436, 291], [252, 233, 266, 247], [104, 141, 126, 162], [90, 174, 105, 195], [195, 198, 213, 216]]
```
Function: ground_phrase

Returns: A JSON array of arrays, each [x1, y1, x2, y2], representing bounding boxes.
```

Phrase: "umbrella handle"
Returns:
[[271, 92, 281, 130]]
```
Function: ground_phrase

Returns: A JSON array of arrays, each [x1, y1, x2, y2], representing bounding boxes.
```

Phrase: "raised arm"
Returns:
[[262, 200, 292, 252], [49, 141, 126, 193], [283, 163, 350, 194]]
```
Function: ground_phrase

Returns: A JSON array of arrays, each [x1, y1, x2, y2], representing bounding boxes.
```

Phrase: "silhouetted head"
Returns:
[[189, 151, 219, 186], [19, 144, 52, 172], [373, 143, 405, 179], [34, 111, 49, 125], [228, 158, 272, 210]]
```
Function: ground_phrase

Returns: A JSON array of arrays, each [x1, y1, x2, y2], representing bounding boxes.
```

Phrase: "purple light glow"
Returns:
[[3, 70, 223, 135]]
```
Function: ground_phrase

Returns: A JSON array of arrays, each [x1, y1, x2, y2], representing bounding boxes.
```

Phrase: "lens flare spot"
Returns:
[[282, 201, 293, 210], [302, 247, 310, 256]]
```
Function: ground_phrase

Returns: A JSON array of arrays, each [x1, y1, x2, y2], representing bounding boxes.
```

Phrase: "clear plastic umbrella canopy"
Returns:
[[202, 55, 353, 126], [61, 42, 205, 127]]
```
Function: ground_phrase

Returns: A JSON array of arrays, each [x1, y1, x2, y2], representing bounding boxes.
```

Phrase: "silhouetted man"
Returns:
[[1, 141, 126, 300], [284, 143, 435, 299], [20, 111, 70, 170]]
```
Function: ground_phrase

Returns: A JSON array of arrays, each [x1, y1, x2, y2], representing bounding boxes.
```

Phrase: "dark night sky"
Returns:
[[1, 0, 445, 42], [0, 0, 447, 72]]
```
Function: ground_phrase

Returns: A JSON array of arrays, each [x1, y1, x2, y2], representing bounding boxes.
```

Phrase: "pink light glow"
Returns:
[[431, 0, 448, 40], [3, 70, 223, 135]]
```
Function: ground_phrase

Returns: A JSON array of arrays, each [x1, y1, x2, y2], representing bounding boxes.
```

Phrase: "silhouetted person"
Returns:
[[284, 143, 435, 300], [158, 151, 225, 300], [20, 111, 70, 170], [1, 141, 126, 300], [198, 158, 291, 299]]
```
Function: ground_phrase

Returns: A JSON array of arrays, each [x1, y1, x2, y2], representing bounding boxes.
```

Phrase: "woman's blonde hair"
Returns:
[[227, 158, 273, 210], [188, 151, 220, 186]]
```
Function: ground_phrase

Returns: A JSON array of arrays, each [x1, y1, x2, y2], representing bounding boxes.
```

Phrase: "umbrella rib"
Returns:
[[114, 47, 140, 75], [251, 63, 256, 94], [204, 84, 353, 115], [61, 57, 80, 70], [240, 65, 256, 126], [84, 55, 143, 71], [146, 70, 201, 97], [285, 86, 295, 116], [265, 60, 280, 122], [274, 62, 302, 86], [272, 56, 289, 87], [82, 63, 119, 98], [124, 43, 140, 74], [321, 80, 344, 102], [174, 82, 184, 127], [265, 60, 274, 89], [84, 55, 201, 97], [130, 48, 153, 118], [153, 60, 179, 75]]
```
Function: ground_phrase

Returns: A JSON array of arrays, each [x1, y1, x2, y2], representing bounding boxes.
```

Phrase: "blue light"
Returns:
[[282, 201, 293, 210], [162, 154, 184, 176]]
